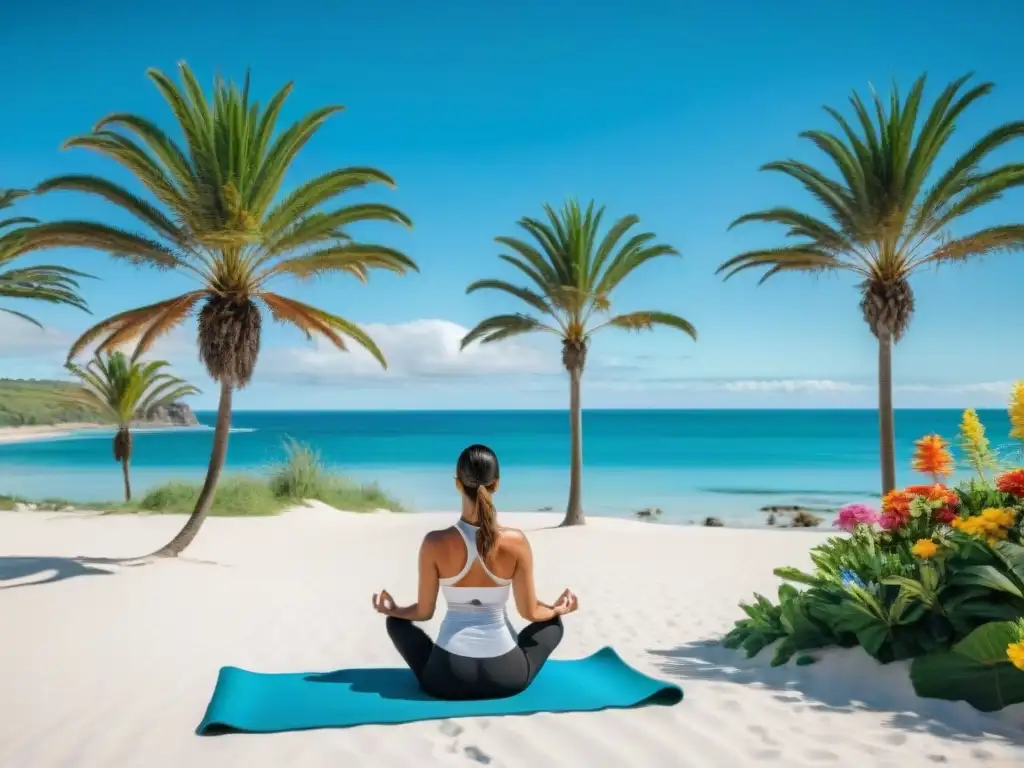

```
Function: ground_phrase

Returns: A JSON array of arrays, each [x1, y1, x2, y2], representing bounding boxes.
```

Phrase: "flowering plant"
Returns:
[[833, 503, 880, 533]]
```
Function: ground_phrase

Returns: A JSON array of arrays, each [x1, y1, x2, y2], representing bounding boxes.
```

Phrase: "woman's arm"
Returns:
[[388, 535, 440, 622], [510, 531, 562, 623]]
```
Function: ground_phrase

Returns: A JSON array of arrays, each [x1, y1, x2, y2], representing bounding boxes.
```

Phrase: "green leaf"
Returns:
[[773, 566, 821, 586], [855, 623, 890, 659], [949, 565, 1024, 598], [742, 632, 773, 659], [910, 621, 1024, 712], [771, 638, 797, 667]]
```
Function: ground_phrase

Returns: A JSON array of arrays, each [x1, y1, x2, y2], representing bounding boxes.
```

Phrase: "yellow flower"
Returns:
[[1008, 642, 1024, 671], [1010, 382, 1024, 441], [960, 408, 989, 451], [911, 538, 939, 559], [982, 508, 1005, 522]]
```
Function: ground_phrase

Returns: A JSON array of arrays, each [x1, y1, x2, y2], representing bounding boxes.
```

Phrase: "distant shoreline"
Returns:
[[0, 422, 201, 446]]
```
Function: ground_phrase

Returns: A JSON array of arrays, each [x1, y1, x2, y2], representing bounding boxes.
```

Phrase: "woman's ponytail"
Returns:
[[475, 483, 499, 559]]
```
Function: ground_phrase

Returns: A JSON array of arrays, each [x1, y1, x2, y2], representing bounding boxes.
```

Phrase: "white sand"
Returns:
[[1, 507, 1022, 767], [0, 423, 105, 444]]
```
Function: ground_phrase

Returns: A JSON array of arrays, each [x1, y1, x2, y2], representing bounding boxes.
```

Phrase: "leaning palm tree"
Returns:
[[65, 351, 199, 501], [717, 74, 1024, 496], [461, 200, 696, 526], [0, 189, 90, 327], [13, 63, 416, 556]]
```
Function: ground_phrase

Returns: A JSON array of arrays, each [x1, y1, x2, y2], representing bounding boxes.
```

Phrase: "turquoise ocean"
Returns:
[[0, 410, 1016, 526]]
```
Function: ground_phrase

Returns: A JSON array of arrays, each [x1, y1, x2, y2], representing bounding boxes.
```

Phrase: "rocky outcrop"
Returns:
[[635, 507, 663, 518], [136, 402, 200, 427]]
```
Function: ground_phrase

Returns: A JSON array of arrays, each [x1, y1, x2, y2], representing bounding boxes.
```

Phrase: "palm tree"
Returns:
[[14, 63, 417, 556], [717, 74, 1024, 496], [461, 200, 696, 526], [0, 189, 90, 326], [65, 351, 199, 501]]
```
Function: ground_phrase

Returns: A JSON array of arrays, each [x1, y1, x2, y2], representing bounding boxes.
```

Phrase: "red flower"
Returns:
[[932, 506, 957, 524], [996, 469, 1024, 497]]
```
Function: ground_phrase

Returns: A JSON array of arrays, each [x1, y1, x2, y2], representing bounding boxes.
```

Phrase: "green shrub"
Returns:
[[268, 437, 403, 512], [127, 476, 280, 516]]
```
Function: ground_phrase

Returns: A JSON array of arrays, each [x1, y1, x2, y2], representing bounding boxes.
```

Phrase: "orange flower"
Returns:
[[881, 489, 914, 531], [996, 469, 1024, 497], [882, 489, 913, 514], [903, 483, 958, 505], [912, 434, 954, 479]]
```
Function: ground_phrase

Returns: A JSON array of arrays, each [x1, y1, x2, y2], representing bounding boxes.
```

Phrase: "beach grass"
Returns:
[[0, 439, 403, 515]]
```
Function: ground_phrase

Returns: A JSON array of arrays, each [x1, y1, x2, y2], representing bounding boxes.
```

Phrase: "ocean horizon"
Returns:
[[1, 408, 1016, 526]]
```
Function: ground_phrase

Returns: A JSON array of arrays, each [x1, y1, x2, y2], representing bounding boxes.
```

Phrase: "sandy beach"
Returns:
[[1, 507, 1023, 767], [0, 423, 107, 445]]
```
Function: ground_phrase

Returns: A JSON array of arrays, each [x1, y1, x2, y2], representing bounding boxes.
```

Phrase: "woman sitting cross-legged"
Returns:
[[373, 443, 579, 700]]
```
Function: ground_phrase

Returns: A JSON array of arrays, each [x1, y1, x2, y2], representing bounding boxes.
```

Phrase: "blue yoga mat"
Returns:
[[197, 647, 682, 734]]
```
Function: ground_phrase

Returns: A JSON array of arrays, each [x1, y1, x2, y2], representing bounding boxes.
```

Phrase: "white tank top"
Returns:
[[435, 519, 517, 658]]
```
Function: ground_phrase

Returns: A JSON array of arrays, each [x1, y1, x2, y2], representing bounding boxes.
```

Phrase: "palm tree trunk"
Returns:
[[561, 365, 585, 526], [150, 380, 233, 557], [878, 333, 896, 496], [121, 457, 132, 502]]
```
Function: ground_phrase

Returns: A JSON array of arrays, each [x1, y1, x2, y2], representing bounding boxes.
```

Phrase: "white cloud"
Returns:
[[263, 318, 556, 383], [720, 379, 866, 393], [895, 381, 1013, 396], [0, 314, 73, 356]]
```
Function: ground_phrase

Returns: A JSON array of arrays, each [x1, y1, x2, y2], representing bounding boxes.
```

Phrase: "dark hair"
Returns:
[[456, 444, 500, 558]]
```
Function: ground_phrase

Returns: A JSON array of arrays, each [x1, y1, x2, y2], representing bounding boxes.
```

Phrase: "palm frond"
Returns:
[[35, 175, 188, 247], [717, 246, 848, 282], [67, 296, 195, 361], [0, 307, 44, 328], [132, 291, 206, 358], [913, 225, 1024, 267], [459, 314, 551, 349], [260, 243, 417, 283], [593, 311, 698, 340], [465, 279, 553, 315], [260, 292, 388, 368], [11, 221, 180, 267]]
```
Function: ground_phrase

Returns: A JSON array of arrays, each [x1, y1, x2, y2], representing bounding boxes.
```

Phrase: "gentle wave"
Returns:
[[699, 486, 880, 498], [54, 425, 257, 440]]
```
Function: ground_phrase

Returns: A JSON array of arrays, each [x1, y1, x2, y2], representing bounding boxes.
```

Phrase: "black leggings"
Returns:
[[386, 616, 564, 700]]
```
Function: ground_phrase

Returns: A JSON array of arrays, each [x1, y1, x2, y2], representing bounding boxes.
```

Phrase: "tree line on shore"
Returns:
[[1, 64, 1023, 556]]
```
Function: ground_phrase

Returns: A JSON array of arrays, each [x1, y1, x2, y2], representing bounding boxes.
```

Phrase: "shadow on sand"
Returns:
[[305, 668, 435, 701], [649, 639, 1024, 748], [0, 555, 148, 589]]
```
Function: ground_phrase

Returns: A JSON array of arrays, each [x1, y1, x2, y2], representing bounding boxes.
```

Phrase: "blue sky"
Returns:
[[2, 0, 1023, 410]]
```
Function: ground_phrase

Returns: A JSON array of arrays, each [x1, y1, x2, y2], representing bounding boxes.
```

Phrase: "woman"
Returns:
[[373, 443, 579, 700]]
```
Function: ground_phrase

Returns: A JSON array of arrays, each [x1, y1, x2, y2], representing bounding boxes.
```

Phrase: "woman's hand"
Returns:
[[552, 588, 579, 616], [372, 589, 397, 616]]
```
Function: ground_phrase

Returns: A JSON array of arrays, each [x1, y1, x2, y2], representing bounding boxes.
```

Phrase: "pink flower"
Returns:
[[834, 503, 881, 532]]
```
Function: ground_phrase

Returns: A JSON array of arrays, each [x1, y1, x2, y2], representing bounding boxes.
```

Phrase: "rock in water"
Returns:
[[703, 516, 724, 527], [138, 402, 200, 427], [791, 510, 823, 527], [635, 507, 663, 518]]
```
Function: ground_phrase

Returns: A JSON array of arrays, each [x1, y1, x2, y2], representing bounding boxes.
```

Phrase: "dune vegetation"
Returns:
[[0, 438, 401, 515]]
